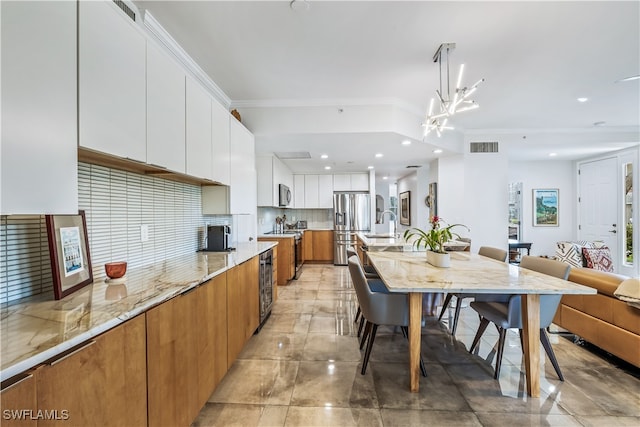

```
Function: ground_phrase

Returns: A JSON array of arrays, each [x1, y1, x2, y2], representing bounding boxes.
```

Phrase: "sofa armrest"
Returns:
[[568, 267, 628, 297]]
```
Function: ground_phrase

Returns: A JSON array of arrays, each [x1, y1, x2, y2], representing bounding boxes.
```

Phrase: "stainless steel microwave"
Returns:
[[279, 184, 291, 207]]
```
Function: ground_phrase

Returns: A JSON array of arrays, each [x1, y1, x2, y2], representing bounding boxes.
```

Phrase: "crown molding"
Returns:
[[142, 11, 231, 108]]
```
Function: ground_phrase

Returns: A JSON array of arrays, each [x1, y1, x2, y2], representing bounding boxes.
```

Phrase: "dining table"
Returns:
[[365, 250, 597, 397]]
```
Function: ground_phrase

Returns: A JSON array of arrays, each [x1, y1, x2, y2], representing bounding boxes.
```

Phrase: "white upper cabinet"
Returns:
[[304, 175, 320, 208], [293, 175, 305, 208], [146, 42, 186, 174], [350, 173, 370, 191], [79, 0, 146, 162], [318, 175, 334, 208], [185, 77, 213, 180], [211, 101, 230, 185], [203, 119, 256, 215], [256, 155, 293, 207], [333, 173, 369, 192], [302, 174, 333, 209], [1, 1, 78, 214], [229, 119, 256, 214]]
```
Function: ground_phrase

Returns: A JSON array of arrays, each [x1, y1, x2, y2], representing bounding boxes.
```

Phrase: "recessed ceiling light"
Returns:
[[616, 74, 640, 82], [375, 153, 383, 158], [324, 166, 331, 170], [367, 166, 374, 169], [401, 140, 411, 146], [549, 153, 557, 157], [577, 97, 588, 103], [382, 176, 388, 180], [433, 149, 443, 154], [320, 154, 328, 159]]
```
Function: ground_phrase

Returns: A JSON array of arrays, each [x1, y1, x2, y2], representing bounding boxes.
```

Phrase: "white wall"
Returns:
[[509, 159, 575, 256], [396, 172, 418, 235], [437, 155, 466, 231]]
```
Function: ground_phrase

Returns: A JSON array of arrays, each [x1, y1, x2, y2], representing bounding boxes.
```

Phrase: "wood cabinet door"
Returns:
[[147, 291, 199, 427], [227, 257, 260, 368], [195, 273, 228, 409], [1, 372, 37, 427], [304, 231, 314, 261], [37, 315, 147, 427], [244, 257, 260, 338], [313, 230, 335, 262]]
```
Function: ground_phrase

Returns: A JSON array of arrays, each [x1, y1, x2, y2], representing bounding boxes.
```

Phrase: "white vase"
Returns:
[[427, 250, 450, 268]]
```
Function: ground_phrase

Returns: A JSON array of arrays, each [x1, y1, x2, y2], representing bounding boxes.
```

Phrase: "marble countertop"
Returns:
[[0, 241, 276, 381], [357, 233, 470, 252], [367, 251, 598, 295]]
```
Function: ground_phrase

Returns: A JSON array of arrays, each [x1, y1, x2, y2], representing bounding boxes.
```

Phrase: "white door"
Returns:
[[578, 157, 619, 270]]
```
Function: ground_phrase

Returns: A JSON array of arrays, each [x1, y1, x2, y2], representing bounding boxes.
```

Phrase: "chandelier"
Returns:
[[423, 43, 484, 137]]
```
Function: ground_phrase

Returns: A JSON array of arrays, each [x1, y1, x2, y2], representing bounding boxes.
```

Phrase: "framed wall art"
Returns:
[[533, 188, 559, 227], [399, 191, 411, 226], [46, 210, 93, 299]]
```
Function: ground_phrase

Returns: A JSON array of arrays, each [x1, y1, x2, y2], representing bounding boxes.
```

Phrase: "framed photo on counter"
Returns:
[[399, 191, 411, 226], [46, 210, 93, 299]]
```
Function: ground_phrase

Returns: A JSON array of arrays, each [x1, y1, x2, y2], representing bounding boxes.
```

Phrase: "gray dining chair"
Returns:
[[348, 255, 427, 376], [438, 246, 508, 335], [468, 255, 570, 380], [347, 246, 384, 332]]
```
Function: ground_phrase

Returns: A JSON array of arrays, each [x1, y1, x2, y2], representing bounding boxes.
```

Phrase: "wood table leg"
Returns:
[[408, 292, 422, 392], [521, 294, 540, 397]]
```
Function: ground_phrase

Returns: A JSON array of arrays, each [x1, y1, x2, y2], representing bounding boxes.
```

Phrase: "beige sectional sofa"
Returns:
[[552, 267, 639, 368]]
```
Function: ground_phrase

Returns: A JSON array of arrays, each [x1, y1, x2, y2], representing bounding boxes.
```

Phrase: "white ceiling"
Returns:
[[136, 0, 640, 181]]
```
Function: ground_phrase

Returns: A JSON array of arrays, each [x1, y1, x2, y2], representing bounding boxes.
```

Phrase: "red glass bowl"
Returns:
[[105, 262, 127, 279]]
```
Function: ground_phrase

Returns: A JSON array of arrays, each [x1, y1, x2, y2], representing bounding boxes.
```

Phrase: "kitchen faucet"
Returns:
[[380, 209, 398, 237]]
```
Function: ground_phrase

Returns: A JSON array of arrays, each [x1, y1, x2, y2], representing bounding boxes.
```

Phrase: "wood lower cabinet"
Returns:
[[258, 237, 293, 285], [147, 288, 199, 427], [305, 230, 334, 263], [1, 372, 37, 427], [195, 273, 228, 412], [36, 315, 147, 427], [227, 257, 259, 368]]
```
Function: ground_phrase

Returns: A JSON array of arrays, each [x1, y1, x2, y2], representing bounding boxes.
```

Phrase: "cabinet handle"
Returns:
[[49, 340, 96, 366], [1, 373, 33, 393]]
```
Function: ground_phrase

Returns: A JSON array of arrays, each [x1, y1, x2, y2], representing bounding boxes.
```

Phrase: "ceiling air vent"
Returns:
[[274, 152, 312, 159], [406, 165, 422, 169], [469, 141, 499, 153], [113, 0, 135, 22]]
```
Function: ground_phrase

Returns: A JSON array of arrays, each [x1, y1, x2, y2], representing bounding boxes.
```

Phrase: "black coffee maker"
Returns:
[[206, 225, 231, 251]]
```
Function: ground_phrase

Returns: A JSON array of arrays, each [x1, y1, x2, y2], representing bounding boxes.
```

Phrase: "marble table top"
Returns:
[[366, 251, 598, 295], [0, 242, 276, 381]]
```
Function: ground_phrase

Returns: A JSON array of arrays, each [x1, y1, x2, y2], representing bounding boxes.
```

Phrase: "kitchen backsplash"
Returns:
[[0, 162, 230, 306], [257, 207, 333, 234]]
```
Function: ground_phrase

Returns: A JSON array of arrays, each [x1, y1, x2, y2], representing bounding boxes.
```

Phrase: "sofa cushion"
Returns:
[[567, 267, 627, 297], [582, 247, 614, 272], [614, 278, 640, 310], [555, 241, 605, 268]]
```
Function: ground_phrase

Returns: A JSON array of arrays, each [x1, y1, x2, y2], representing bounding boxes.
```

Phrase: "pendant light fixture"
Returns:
[[423, 43, 484, 137]]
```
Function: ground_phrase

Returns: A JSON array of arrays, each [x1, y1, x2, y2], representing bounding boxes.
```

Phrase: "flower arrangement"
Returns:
[[403, 216, 469, 253]]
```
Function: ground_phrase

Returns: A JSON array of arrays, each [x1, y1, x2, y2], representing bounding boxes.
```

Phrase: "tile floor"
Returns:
[[192, 264, 640, 427]]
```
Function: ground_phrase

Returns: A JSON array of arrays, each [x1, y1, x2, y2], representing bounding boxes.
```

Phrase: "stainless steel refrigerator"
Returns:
[[334, 192, 371, 265]]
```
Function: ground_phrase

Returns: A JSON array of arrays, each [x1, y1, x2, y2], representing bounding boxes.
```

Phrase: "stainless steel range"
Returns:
[[282, 230, 302, 279]]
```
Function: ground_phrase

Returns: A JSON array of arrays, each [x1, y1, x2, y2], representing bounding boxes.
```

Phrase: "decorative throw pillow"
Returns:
[[556, 241, 606, 268], [582, 247, 614, 272]]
